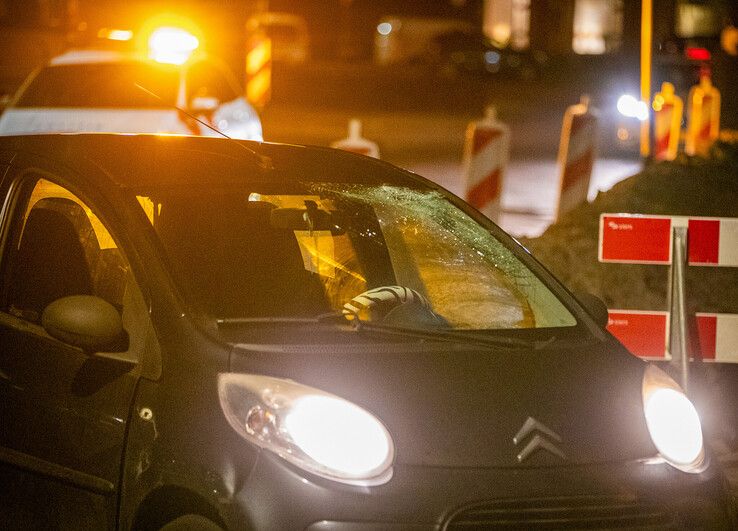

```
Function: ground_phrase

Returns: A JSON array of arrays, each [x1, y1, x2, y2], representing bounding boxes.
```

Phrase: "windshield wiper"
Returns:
[[217, 314, 551, 350], [349, 321, 540, 350]]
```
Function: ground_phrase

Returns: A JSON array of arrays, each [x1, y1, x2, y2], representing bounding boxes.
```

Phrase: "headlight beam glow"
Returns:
[[642, 365, 705, 473]]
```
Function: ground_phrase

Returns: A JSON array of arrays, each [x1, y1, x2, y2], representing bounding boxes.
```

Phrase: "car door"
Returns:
[[0, 169, 155, 529]]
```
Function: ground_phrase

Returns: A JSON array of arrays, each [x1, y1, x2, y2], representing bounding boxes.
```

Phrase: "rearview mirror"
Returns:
[[270, 207, 345, 234], [42, 295, 129, 354]]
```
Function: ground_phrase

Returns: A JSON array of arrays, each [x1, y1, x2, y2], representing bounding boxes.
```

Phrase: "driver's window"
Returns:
[[3, 177, 130, 324]]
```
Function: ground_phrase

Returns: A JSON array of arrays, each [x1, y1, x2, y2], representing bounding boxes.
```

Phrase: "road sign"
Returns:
[[599, 214, 738, 266]]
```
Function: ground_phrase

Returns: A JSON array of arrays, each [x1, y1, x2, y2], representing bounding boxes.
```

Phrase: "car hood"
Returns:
[[230, 336, 656, 468]]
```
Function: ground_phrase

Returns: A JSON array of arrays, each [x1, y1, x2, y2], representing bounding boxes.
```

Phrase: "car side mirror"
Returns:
[[190, 95, 219, 113], [576, 292, 609, 329], [42, 295, 129, 355]]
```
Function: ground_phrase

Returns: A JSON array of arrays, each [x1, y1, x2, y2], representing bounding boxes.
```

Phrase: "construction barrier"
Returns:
[[598, 213, 738, 370], [555, 95, 598, 220], [652, 82, 683, 161], [599, 214, 738, 267], [461, 105, 509, 223], [606, 311, 738, 363], [245, 30, 272, 108], [685, 74, 721, 156], [330, 119, 379, 158]]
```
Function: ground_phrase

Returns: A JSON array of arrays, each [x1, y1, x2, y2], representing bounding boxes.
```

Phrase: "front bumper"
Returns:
[[223, 451, 736, 530]]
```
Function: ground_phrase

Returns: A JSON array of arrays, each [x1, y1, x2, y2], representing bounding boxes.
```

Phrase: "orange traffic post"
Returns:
[[555, 95, 598, 220], [462, 105, 510, 223], [330, 119, 380, 158], [245, 30, 272, 109], [685, 74, 721, 157], [652, 82, 683, 161], [640, 0, 653, 158]]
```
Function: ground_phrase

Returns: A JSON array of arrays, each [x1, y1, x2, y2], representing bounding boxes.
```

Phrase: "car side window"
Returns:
[[2, 177, 130, 324], [186, 60, 239, 104]]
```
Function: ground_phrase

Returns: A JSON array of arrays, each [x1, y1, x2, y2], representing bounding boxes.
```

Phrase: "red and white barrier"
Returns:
[[607, 310, 670, 360], [462, 106, 509, 223], [607, 310, 738, 363], [599, 214, 738, 267], [695, 313, 738, 363], [555, 95, 598, 219], [330, 119, 380, 158]]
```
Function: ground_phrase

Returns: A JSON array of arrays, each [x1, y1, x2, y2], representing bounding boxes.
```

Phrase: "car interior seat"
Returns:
[[7, 200, 95, 323], [157, 198, 328, 317]]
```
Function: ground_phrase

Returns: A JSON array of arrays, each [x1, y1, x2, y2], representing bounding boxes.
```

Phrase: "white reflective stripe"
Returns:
[[467, 132, 507, 185], [716, 314, 738, 363], [719, 218, 738, 267]]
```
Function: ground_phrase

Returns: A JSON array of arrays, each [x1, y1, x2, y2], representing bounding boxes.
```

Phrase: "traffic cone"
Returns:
[[330, 119, 380, 158], [685, 74, 721, 157], [555, 95, 598, 220], [652, 82, 683, 161], [462, 105, 510, 223]]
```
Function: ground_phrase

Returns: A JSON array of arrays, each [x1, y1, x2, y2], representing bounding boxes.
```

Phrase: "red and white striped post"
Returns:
[[555, 95, 598, 220], [462, 105, 510, 223], [330, 119, 380, 158], [685, 74, 721, 157], [652, 82, 683, 161]]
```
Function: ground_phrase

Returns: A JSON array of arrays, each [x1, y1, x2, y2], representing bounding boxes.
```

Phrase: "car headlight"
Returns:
[[617, 94, 649, 121], [218, 373, 394, 486], [642, 364, 706, 473]]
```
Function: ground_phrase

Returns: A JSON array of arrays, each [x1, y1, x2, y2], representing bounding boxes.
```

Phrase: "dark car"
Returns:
[[429, 30, 547, 79], [0, 134, 734, 530]]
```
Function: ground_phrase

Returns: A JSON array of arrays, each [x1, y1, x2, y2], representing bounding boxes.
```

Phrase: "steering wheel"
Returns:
[[342, 285, 444, 325]]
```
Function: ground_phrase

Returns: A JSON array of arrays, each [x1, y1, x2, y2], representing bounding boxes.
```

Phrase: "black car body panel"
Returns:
[[0, 134, 733, 530]]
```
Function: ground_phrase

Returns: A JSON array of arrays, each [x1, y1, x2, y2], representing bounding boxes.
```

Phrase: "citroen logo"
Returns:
[[513, 417, 566, 462]]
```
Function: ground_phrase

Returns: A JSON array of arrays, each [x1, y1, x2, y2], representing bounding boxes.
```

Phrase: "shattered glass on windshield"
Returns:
[[140, 183, 575, 330]]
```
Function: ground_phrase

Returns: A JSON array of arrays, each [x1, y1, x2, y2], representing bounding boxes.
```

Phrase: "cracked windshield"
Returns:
[[139, 184, 574, 330]]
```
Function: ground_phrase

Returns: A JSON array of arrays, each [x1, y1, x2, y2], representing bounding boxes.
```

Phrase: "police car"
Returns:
[[0, 29, 262, 140]]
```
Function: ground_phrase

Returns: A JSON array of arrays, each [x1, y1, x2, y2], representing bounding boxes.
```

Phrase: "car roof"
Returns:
[[0, 133, 423, 191], [49, 49, 148, 65]]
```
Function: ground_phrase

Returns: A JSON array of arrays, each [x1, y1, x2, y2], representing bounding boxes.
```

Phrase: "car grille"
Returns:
[[443, 495, 676, 529]]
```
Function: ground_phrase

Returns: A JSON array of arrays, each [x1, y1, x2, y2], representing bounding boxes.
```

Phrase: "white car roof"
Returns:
[[49, 49, 145, 66]]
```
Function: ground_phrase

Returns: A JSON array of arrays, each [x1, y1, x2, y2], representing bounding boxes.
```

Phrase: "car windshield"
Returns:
[[138, 183, 576, 330], [16, 63, 179, 108]]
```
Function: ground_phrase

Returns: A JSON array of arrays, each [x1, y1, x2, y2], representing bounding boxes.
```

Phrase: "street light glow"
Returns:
[[617, 94, 649, 121]]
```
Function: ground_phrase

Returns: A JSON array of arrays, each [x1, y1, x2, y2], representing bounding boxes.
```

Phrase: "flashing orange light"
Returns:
[[98, 28, 133, 41], [148, 26, 199, 64]]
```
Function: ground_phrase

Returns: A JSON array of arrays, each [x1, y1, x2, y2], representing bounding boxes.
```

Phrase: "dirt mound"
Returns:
[[523, 142, 738, 315]]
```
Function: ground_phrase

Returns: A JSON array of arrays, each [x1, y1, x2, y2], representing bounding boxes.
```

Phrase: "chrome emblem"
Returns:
[[513, 417, 566, 462]]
